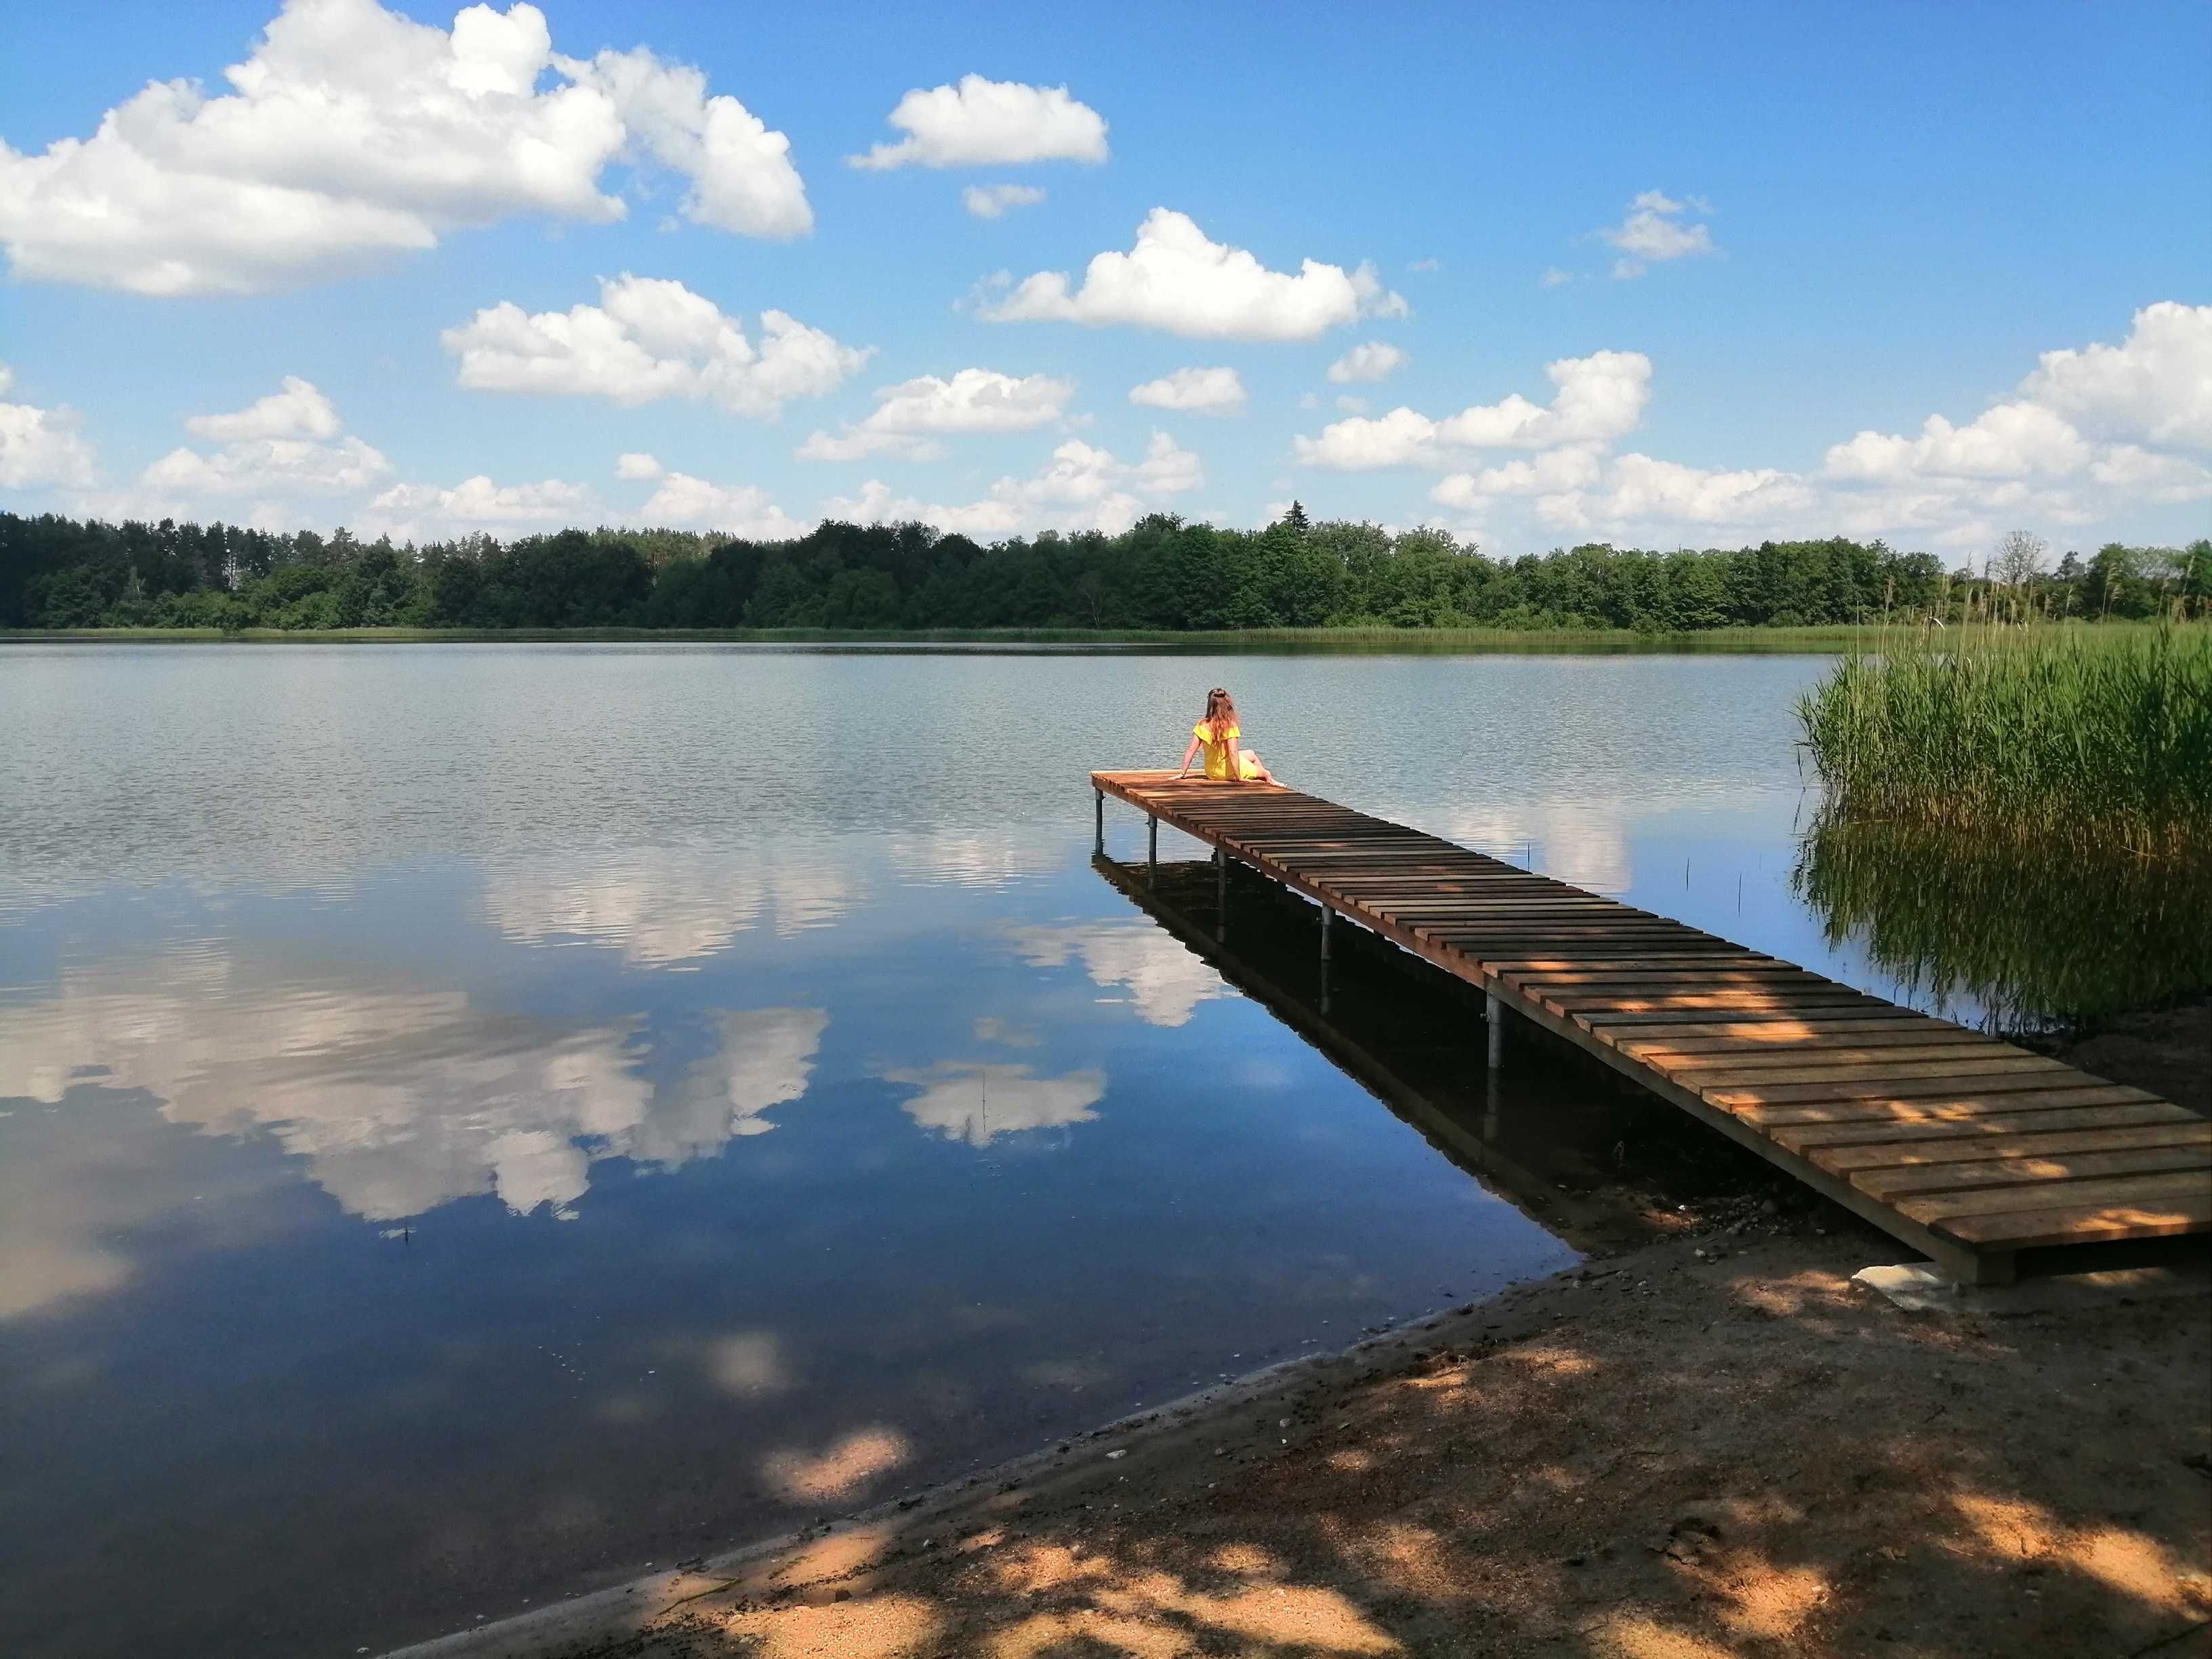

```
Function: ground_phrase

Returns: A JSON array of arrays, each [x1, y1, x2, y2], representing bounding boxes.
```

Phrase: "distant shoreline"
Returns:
[[3, 621, 2184, 652]]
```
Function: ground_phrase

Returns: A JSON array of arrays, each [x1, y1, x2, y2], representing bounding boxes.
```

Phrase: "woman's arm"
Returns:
[[1178, 734, 1202, 775]]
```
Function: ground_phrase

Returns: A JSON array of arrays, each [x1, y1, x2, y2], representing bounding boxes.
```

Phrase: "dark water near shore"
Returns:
[[0, 641, 2169, 1658]]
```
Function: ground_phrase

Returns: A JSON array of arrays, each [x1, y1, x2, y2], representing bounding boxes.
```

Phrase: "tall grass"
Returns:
[[1797, 624, 2212, 855]]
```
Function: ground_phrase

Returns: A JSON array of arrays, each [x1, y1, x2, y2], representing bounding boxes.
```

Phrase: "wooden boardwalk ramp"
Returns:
[[1091, 770, 2211, 1286]]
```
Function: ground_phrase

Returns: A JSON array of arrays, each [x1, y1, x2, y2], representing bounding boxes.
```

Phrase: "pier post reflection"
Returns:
[[1090, 851, 1643, 1244]]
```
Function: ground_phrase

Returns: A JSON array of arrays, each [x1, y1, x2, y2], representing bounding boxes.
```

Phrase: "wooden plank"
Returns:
[[1933, 1194, 2212, 1249], [1705, 1070, 2117, 1107], [1813, 1121, 2212, 1173], [1765, 1101, 2194, 1151], [1382, 909, 1645, 924], [1484, 957, 1794, 972], [1746, 1084, 2162, 1129], [1648, 1042, 2028, 1073], [1678, 1056, 2072, 1090], [1467, 954, 1762, 971], [1899, 1170, 2211, 1223], [1854, 1145, 2212, 1199], [1616, 1027, 1994, 1057], [1545, 995, 1891, 1017], [1424, 920, 1707, 935], [1514, 979, 1849, 1001], [1578, 1005, 1924, 1029], [1603, 1017, 1958, 1043], [1505, 968, 1826, 987]]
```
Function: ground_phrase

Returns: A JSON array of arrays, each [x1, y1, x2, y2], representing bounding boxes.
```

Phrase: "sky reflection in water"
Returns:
[[1, 642, 1866, 1658]]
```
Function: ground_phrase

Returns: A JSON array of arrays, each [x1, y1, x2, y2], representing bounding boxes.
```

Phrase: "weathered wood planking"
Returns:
[[1091, 769, 2210, 1285]]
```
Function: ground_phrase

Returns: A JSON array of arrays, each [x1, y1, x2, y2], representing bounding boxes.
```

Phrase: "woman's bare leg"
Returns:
[[1242, 748, 1276, 784]]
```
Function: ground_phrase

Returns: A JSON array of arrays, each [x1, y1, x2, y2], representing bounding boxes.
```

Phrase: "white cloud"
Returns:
[[0, 0, 811, 295], [1326, 342, 1407, 384], [1460, 306, 2209, 548], [1540, 266, 1574, 288], [0, 367, 98, 489], [962, 182, 1047, 219], [1823, 401, 2090, 483], [1430, 446, 1603, 507], [615, 451, 664, 480], [2016, 301, 2212, 450], [826, 430, 1203, 538], [144, 434, 392, 496], [442, 274, 868, 417], [365, 474, 600, 539], [1335, 396, 1369, 415], [1599, 190, 1717, 281], [1537, 453, 1816, 531], [983, 209, 1406, 341], [1295, 350, 1652, 468], [798, 367, 1074, 461], [820, 479, 1019, 540], [2088, 444, 2212, 504], [1409, 257, 1441, 273], [558, 43, 811, 239], [637, 473, 807, 538], [1128, 365, 1247, 415], [849, 76, 1107, 170], [139, 376, 389, 499], [185, 375, 341, 441]]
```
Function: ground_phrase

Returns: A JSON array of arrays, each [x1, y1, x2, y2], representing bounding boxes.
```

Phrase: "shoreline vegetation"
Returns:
[[1796, 626, 2212, 857], [1796, 626, 2211, 1029], [7, 508, 2207, 636], [0, 621, 2108, 649]]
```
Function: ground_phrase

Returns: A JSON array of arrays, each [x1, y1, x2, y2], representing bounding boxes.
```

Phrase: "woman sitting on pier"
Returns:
[[1179, 687, 1277, 784]]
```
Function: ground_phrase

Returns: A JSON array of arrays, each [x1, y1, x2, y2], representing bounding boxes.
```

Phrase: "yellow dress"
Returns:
[[1195, 721, 1263, 781]]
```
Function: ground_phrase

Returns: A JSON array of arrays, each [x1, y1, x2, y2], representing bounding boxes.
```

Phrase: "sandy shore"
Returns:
[[395, 1011, 2212, 1659]]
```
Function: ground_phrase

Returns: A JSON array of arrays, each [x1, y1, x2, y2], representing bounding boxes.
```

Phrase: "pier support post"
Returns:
[[1094, 788, 1104, 855], [1147, 814, 1158, 877], [1486, 992, 1504, 1069], [1215, 846, 1227, 939], [1319, 904, 1333, 962]]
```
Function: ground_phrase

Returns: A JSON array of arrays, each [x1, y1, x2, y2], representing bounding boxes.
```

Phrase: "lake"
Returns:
[[0, 642, 1961, 1656]]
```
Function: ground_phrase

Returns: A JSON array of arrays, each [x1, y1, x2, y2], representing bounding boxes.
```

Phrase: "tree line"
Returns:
[[3, 506, 2206, 634]]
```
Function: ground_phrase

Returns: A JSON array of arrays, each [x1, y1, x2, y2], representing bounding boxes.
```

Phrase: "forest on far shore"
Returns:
[[4, 506, 2207, 634]]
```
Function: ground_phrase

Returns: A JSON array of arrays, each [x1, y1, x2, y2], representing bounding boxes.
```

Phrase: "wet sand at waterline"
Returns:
[[400, 1016, 2212, 1659]]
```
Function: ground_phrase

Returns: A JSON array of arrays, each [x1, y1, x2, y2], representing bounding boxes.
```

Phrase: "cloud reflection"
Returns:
[[0, 951, 827, 1230], [1004, 920, 1231, 1027], [888, 829, 1062, 890], [1440, 800, 1633, 893], [882, 1062, 1105, 1146], [480, 846, 857, 964]]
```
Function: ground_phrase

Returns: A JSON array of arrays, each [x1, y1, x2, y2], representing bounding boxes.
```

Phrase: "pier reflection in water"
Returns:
[[1090, 851, 1753, 1245], [1793, 815, 2212, 1029]]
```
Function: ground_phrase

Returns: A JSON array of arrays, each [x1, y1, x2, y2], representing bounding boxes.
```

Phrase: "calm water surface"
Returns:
[[1, 643, 1894, 1658]]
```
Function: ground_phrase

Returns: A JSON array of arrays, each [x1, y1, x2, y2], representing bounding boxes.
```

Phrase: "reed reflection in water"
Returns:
[[1793, 813, 2212, 1027]]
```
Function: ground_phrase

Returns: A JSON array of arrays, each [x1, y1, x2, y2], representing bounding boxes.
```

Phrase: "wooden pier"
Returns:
[[1091, 771, 2211, 1285]]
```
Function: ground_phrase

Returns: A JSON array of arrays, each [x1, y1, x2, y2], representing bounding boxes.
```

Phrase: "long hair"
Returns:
[[1203, 687, 1238, 775]]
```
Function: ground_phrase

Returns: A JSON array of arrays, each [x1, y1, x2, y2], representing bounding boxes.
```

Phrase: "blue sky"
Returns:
[[2, 0, 2207, 558]]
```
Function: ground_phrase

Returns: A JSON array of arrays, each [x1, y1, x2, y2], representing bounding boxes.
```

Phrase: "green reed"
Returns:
[[1797, 624, 2212, 855]]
